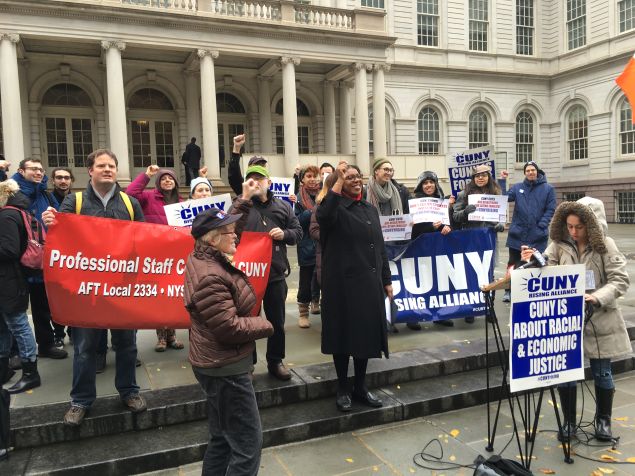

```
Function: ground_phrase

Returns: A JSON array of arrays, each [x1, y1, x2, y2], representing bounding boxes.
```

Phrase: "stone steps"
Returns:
[[3, 317, 635, 474]]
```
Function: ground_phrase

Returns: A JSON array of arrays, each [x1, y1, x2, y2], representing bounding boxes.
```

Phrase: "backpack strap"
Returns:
[[75, 191, 83, 214], [2, 206, 40, 242], [119, 192, 134, 221]]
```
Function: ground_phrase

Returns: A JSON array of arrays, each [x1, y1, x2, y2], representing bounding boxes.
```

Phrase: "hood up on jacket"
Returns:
[[0, 179, 19, 207], [155, 169, 179, 191], [549, 200, 607, 255], [413, 170, 444, 198], [577, 196, 608, 235]]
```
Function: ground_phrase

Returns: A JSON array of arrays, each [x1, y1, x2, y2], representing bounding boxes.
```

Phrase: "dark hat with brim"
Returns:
[[248, 156, 267, 166], [191, 208, 242, 239]]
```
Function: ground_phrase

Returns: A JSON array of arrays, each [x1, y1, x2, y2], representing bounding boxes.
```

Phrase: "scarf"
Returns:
[[342, 189, 362, 201], [299, 183, 319, 211], [366, 176, 402, 215]]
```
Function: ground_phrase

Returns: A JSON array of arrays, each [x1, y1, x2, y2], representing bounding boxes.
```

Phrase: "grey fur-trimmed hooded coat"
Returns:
[[543, 198, 630, 360]]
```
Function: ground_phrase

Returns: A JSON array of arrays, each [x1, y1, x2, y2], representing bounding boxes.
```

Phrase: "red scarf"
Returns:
[[342, 190, 362, 201], [299, 184, 318, 211]]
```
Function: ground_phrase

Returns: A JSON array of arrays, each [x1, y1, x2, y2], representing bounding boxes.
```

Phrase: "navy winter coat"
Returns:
[[505, 173, 556, 252]]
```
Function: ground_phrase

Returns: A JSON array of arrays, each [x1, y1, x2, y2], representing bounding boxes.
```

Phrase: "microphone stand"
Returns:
[[481, 277, 574, 469]]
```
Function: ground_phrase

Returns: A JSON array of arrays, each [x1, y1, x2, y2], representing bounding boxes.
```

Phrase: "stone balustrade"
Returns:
[[209, 0, 281, 21], [121, 0, 198, 13], [294, 4, 353, 30]]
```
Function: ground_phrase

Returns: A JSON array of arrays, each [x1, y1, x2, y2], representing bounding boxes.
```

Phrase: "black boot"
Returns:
[[0, 357, 15, 385], [557, 386, 577, 441], [7, 360, 41, 394], [595, 385, 615, 441]]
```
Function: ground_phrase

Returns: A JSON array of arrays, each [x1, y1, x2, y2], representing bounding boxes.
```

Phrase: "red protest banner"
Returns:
[[43, 213, 271, 329]]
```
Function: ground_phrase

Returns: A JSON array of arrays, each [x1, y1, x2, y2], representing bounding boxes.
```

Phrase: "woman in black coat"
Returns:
[[316, 162, 392, 412]]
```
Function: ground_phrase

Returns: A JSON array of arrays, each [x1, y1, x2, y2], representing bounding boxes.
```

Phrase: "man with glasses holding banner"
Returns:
[[12, 159, 67, 360]]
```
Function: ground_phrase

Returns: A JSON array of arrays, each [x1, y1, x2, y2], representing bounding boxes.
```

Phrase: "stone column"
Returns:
[[324, 80, 337, 155], [197, 49, 221, 183], [0, 34, 24, 162], [281, 56, 300, 175], [101, 40, 130, 180], [372, 63, 389, 158], [354, 63, 371, 176], [184, 70, 201, 145], [339, 81, 352, 155], [257, 75, 273, 153]]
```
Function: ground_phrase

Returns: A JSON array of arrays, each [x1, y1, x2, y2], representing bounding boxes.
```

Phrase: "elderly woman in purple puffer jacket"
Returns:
[[127, 164, 185, 352]]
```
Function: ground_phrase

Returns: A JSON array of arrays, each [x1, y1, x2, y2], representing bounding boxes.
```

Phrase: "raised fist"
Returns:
[[146, 165, 160, 177]]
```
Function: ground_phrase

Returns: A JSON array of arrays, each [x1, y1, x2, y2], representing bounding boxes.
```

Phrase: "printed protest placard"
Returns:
[[269, 177, 295, 208], [379, 214, 413, 241], [509, 264, 585, 393], [43, 214, 271, 329], [448, 145, 495, 196], [408, 197, 450, 225], [385, 228, 496, 323], [467, 194, 508, 223], [164, 193, 232, 227]]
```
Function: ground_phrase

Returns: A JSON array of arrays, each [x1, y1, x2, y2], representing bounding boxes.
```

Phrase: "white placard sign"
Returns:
[[164, 193, 232, 227], [467, 194, 508, 223], [379, 214, 413, 242], [408, 197, 450, 225], [509, 264, 585, 393], [269, 177, 295, 207]]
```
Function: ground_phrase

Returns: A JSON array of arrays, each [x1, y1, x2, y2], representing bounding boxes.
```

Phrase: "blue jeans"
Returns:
[[559, 358, 614, 390], [71, 328, 139, 408], [194, 371, 262, 476], [0, 311, 37, 362]]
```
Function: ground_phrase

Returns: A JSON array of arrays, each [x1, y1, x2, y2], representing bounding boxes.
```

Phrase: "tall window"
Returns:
[[620, 0, 635, 33], [469, 0, 488, 52], [418, 0, 439, 47], [516, 0, 534, 55], [418, 107, 440, 154], [361, 0, 384, 7], [515, 111, 534, 163], [567, 0, 586, 50], [275, 98, 311, 154], [567, 106, 588, 161], [620, 99, 635, 155], [469, 109, 489, 149]]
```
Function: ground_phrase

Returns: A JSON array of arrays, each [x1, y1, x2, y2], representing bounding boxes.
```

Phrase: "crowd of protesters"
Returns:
[[0, 136, 631, 472]]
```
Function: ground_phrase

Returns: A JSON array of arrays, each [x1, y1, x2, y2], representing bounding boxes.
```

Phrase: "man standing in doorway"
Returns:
[[181, 137, 202, 186]]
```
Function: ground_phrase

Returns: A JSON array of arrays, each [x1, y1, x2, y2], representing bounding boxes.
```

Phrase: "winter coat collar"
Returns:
[[523, 173, 547, 188], [11, 172, 49, 198]]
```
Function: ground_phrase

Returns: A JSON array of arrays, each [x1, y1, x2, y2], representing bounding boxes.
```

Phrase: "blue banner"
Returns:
[[386, 228, 496, 323], [448, 145, 495, 196]]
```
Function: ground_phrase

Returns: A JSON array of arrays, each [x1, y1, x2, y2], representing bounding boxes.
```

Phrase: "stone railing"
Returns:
[[209, 0, 281, 21], [294, 4, 354, 30], [121, 0, 198, 13]]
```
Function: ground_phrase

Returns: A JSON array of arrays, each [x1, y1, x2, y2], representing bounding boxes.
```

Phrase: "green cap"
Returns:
[[245, 165, 270, 179]]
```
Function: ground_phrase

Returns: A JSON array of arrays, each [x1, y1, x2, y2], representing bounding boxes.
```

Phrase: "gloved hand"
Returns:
[[464, 204, 477, 214], [494, 223, 505, 232]]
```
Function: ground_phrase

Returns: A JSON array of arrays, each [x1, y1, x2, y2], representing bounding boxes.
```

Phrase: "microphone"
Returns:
[[516, 250, 547, 270]]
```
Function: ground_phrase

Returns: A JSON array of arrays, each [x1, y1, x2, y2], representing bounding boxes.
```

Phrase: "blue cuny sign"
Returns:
[[509, 264, 585, 393]]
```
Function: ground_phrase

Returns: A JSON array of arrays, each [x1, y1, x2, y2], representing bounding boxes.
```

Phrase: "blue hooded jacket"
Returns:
[[11, 172, 58, 228], [505, 172, 556, 252]]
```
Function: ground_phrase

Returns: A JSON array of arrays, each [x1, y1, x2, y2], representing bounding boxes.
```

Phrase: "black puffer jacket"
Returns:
[[0, 180, 30, 314], [230, 191, 302, 283]]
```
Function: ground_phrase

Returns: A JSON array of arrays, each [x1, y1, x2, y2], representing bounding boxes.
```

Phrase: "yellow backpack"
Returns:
[[75, 191, 134, 220]]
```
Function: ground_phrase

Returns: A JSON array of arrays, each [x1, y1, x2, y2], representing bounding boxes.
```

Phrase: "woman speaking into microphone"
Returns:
[[520, 197, 629, 443]]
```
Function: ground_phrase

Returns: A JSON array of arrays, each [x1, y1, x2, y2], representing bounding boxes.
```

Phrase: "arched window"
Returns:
[[469, 108, 489, 149], [567, 105, 588, 161], [275, 98, 310, 116], [216, 93, 246, 114], [418, 107, 440, 155], [42, 83, 92, 107], [515, 111, 534, 163], [619, 98, 635, 156], [128, 88, 173, 110]]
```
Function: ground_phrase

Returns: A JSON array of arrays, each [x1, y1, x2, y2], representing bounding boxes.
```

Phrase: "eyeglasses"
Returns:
[[221, 231, 236, 236], [474, 172, 489, 178], [25, 166, 45, 173], [345, 175, 363, 182], [380, 167, 394, 173], [55, 176, 72, 181]]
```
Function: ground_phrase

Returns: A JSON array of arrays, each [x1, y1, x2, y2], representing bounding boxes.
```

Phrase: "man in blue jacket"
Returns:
[[12, 159, 67, 359], [502, 161, 556, 302]]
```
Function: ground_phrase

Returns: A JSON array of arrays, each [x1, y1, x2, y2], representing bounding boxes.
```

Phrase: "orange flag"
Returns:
[[616, 53, 635, 124]]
